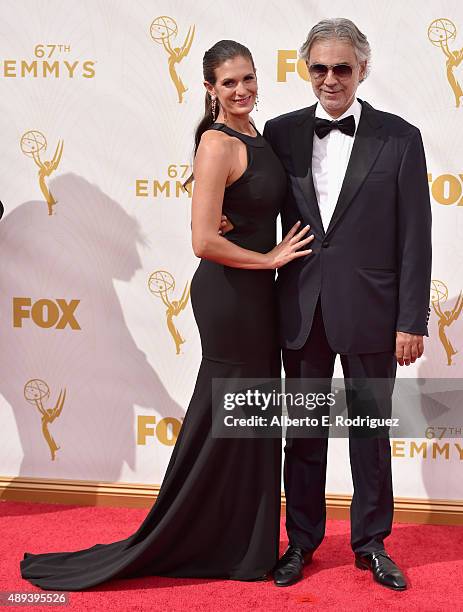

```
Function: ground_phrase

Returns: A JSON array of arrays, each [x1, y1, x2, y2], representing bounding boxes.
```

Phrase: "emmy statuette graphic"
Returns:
[[20, 130, 64, 215], [148, 270, 191, 355], [24, 379, 66, 460], [431, 280, 463, 365], [428, 18, 463, 107], [150, 16, 195, 103]]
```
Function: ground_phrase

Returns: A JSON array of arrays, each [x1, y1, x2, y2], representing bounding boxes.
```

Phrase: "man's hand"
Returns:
[[218, 215, 234, 235], [395, 332, 424, 366]]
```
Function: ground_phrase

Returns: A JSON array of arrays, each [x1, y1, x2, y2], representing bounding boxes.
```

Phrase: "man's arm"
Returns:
[[263, 119, 298, 237], [395, 129, 432, 365], [262, 119, 272, 142]]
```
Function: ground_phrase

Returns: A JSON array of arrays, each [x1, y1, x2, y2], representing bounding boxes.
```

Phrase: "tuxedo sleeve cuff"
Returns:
[[396, 328, 429, 337]]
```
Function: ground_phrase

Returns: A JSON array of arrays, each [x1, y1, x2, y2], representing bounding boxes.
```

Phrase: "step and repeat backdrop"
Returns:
[[0, 0, 462, 503]]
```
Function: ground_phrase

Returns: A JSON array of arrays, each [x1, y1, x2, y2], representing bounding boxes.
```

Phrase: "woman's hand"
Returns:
[[266, 221, 314, 269], [218, 215, 234, 235]]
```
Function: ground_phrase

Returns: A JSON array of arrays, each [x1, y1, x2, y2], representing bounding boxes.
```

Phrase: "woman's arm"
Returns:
[[191, 131, 312, 270]]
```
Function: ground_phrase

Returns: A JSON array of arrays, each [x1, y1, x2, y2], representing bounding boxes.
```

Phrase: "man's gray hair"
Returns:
[[300, 18, 371, 81]]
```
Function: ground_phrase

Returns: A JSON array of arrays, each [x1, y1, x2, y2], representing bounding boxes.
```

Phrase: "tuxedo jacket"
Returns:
[[263, 100, 432, 354]]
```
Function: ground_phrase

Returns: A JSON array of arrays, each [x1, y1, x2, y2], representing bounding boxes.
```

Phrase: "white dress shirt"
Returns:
[[312, 98, 362, 231]]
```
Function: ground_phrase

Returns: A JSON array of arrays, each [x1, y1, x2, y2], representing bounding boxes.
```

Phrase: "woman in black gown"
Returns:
[[20, 40, 313, 590]]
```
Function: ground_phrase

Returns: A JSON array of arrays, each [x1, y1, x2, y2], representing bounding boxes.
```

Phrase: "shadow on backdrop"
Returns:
[[0, 173, 183, 511]]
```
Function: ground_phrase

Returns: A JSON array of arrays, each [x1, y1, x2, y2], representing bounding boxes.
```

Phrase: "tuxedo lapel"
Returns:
[[325, 100, 385, 238], [290, 105, 324, 235]]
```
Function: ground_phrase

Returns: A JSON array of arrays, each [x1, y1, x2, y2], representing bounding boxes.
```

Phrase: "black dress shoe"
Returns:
[[273, 546, 313, 587], [355, 551, 407, 591]]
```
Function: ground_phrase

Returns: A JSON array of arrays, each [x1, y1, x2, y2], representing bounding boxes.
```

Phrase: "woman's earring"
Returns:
[[254, 93, 259, 111], [211, 96, 217, 119]]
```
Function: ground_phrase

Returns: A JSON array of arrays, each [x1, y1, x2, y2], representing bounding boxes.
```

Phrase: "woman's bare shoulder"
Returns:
[[196, 129, 237, 164], [199, 128, 236, 148]]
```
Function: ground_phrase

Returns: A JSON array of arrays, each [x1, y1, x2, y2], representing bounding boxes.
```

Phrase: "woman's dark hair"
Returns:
[[193, 40, 255, 155]]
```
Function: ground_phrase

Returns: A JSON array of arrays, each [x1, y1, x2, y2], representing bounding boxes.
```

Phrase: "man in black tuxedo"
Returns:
[[264, 18, 432, 590]]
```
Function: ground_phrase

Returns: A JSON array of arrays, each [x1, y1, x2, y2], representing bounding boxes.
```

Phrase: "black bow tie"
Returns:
[[314, 115, 356, 139]]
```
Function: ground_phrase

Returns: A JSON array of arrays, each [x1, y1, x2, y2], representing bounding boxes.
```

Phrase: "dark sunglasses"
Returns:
[[308, 63, 353, 80]]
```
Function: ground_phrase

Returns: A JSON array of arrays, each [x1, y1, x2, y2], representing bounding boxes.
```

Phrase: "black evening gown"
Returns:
[[20, 124, 287, 590]]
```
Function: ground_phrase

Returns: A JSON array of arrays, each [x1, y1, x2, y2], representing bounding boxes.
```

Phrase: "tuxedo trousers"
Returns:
[[282, 300, 397, 555]]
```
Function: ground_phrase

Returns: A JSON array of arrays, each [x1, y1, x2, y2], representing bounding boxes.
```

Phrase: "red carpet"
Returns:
[[1, 500, 462, 611]]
